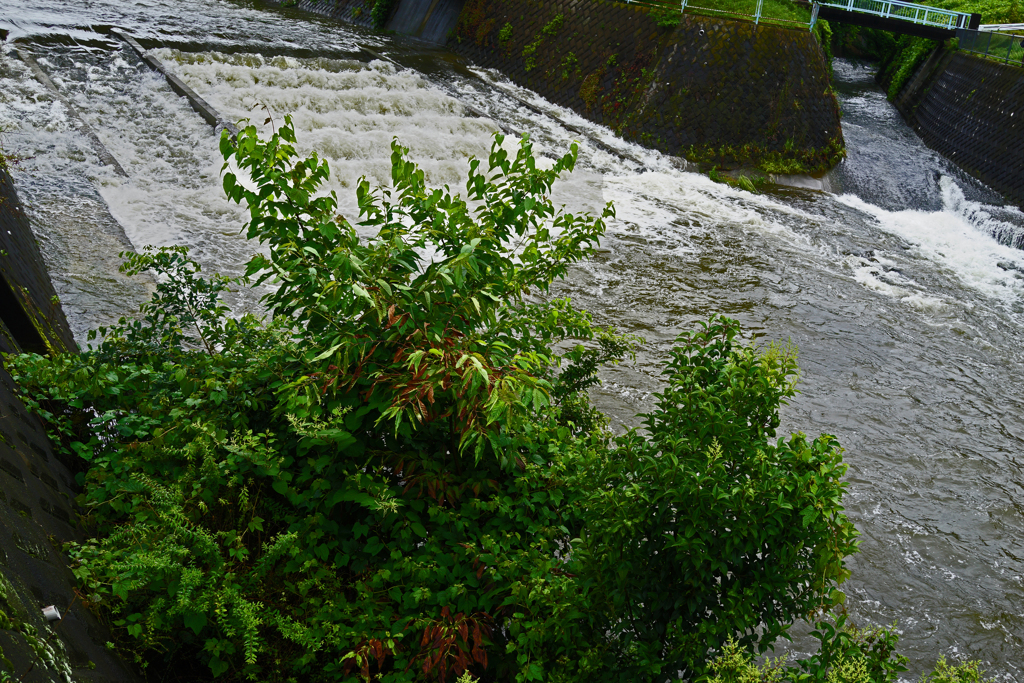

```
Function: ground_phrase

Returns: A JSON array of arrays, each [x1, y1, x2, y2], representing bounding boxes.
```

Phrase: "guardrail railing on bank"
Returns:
[[679, 0, 773, 26], [957, 26, 1024, 66], [622, 0, 815, 28], [624, 0, 974, 32], [979, 22, 1024, 31]]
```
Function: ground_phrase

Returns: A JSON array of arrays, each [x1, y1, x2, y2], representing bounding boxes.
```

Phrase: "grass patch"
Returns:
[[630, 0, 813, 28]]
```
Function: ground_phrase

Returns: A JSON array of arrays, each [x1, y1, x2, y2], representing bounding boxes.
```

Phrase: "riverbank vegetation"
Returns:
[[838, 0, 1023, 98], [7, 121, 989, 683], [627, 0, 814, 29]]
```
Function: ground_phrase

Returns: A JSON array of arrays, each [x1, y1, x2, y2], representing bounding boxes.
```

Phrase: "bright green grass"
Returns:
[[684, 0, 813, 26], [632, 0, 814, 30]]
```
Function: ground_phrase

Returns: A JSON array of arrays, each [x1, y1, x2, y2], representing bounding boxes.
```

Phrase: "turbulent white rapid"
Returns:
[[2, 0, 1024, 677]]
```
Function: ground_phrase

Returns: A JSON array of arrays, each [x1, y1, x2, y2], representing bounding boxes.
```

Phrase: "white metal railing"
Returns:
[[628, 0, 968, 33], [816, 0, 973, 29], [676, 0, 775, 25], [979, 23, 1024, 32], [958, 27, 1024, 66]]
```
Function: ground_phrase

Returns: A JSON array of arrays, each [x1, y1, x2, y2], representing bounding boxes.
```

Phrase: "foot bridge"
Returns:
[[801, 0, 980, 40]]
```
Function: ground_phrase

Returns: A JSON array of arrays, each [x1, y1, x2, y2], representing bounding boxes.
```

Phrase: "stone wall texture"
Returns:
[[895, 51, 1024, 207], [446, 0, 844, 170], [290, 0, 378, 31], [0, 166, 139, 682]]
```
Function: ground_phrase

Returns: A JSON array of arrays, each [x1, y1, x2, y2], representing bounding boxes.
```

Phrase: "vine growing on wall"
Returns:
[[371, 0, 397, 28], [522, 14, 563, 72], [599, 51, 656, 134]]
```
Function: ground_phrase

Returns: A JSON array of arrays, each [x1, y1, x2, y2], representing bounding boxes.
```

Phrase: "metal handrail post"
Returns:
[[809, 1, 820, 30], [680, 0, 687, 12], [754, 0, 763, 24]]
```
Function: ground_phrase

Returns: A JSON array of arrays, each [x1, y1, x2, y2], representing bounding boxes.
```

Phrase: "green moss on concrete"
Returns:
[[449, 0, 844, 172], [685, 135, 846, 174]]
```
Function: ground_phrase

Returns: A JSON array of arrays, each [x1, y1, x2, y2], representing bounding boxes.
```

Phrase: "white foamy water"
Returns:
[[836, 178, 1024, 310], [156, 49, 507, 217]]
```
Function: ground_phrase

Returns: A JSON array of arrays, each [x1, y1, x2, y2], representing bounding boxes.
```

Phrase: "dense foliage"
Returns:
[[13, 121, 870, 682], [874, 0, 1023, 99]]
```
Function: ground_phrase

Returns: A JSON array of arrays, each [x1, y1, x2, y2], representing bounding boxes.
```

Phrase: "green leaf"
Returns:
[[183, 612, 207, 635]]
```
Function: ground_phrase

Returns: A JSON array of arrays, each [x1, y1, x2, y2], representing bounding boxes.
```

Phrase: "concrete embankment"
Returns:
[[265, 0, 844, 173], [445, 0, 843, 172], [0, 165, 139, 682], [891, 48, 1024, 207]]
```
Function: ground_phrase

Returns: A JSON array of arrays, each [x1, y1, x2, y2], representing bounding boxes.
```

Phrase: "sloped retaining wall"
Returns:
[[0, 166, 139, 682], [894, 50, 1024, 207], [446, 0, 844, 171], [287, 0, 377, 31], [271, 0, 844, 171], [285, 0, 466, 43]]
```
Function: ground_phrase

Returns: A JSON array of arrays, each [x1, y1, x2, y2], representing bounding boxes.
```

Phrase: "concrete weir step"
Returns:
[[111, 28, 239, 138], [15, 46, 129, 177]]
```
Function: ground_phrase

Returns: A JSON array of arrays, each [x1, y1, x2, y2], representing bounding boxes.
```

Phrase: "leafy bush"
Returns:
[[12, 120, 860, 682], [371, 0, 397, 28], [497, 22, 513, 44], [651, 5, 682, 28], [703, 614, 991, 683], [569, 317, 858, 677]]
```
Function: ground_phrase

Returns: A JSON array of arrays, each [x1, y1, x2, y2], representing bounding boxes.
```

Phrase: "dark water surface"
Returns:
[[2, 2, 1023, 677]]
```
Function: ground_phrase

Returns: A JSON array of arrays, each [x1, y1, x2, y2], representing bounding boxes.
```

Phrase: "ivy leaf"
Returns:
[[183, 612, 207, 635]]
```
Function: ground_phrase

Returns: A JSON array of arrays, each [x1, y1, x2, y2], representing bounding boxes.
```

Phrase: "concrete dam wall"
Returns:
[[894, 49, 1024, 208], [444, 0, 844, 171], [273, 0, 844, 172]]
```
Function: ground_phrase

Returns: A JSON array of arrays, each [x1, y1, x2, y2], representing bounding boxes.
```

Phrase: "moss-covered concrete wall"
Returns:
[[0, 168, 76, 358], [0, 166, 139, 682], [893, 50, 1024, 207], [447, 0, 844, 172], [288, 0, 378, 31]]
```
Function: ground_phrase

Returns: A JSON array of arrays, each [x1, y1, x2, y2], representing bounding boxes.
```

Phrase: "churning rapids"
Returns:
[[2, 0, 1024, 677]]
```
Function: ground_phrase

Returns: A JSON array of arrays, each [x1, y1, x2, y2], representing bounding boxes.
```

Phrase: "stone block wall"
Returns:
[[895, 51, 1024, 207], [291, 0, 378, 31], [447, 0, 844, 171]]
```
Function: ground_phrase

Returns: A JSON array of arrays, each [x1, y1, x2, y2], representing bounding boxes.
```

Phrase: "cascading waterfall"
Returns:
[[2, 1, 1024, 676]]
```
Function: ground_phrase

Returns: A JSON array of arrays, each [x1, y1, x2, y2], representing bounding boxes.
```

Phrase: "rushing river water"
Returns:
[[2, 0, 1024, 677]]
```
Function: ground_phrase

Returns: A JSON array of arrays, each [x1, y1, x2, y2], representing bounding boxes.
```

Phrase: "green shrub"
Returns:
[[522, 14, 563, 72], [12, 120, 859, 682], [652, 5, 682, 28], [371, 0, 396, 28], [703, 616, 991, 683], [497, 22, 513, 44]]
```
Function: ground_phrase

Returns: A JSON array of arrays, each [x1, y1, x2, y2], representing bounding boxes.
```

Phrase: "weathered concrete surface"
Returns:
[[15, 47, 128, 178], [0, 167, 140, 682], [388, 0, 468, 44], [111, 29, 239, 138], [447, 0, 844, 171], [893, 49, 1024, 208], [286, 0, 378, 31], [0, 168, 76, 357]]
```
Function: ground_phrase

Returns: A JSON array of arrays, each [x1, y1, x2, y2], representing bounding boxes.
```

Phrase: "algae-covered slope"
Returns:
[[448, 0, 844, 173]]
